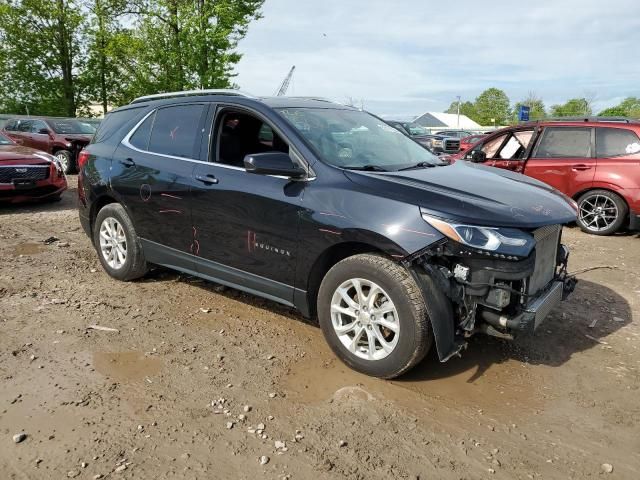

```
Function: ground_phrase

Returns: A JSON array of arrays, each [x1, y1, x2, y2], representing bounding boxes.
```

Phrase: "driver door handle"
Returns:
[[195, 174, 219, 185], [120, 158, 136, 167], [572, 164, 591, 171]]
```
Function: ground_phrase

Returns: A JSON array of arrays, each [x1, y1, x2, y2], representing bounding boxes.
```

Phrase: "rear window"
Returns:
[[147, 104, 205, 158], [4, 119, 17, 131], [92, 107, 144, 144], [595, 127, 640, 157], [535, 127, 592, 158]]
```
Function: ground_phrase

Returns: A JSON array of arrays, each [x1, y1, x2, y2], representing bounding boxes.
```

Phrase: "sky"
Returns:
[[234, 0, 640, 118]]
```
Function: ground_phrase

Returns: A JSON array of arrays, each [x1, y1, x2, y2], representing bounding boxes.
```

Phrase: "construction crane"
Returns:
[[274, 66, 295, 96]]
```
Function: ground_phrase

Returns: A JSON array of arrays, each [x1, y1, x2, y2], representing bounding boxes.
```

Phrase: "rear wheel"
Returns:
[[94, 203, 148, 281], [55, 150, 74, 174], [317, 254, 432, 378], [577, 190, 627, 235]]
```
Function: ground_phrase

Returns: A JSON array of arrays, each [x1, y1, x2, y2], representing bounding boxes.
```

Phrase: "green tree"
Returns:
[[0, 0, 84, 116], [445, 100, 479, 123], [513, 92, 546, 121], [80, 0, 131, 115], [125, 0, 264, 95], [473, 88, 511, 126], [598, 97, 640, 118], [549, 98, 592, 117]]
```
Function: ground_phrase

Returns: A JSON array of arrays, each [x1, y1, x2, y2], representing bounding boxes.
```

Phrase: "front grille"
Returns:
[[528, 225, 561, 295], [0, 165, 50, 183], [444, 139, 460, 152]]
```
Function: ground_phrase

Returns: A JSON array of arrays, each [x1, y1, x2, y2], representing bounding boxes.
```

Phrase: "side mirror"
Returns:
[[470, 150, 487, 163], [244, 152, 307, 179], [38, 128, 50, 135]]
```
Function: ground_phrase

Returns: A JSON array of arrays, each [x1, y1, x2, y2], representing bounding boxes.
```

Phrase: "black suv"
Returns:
[[79, 90, 577, 378]]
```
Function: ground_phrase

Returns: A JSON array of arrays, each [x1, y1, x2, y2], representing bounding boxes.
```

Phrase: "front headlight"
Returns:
[[421, 211, 533, 253], [432, 139, 443, 146]]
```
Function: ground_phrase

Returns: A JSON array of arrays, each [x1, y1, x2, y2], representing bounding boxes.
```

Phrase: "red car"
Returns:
[[459, 133, 487, 152], [0, 132, 67, 203], [2, 117, 95, 174], [452, 118, 640, 235]]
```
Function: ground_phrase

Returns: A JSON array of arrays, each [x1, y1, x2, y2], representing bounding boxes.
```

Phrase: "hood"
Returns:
[[0, 145, 53, 165], [344, 161, 577, 229]]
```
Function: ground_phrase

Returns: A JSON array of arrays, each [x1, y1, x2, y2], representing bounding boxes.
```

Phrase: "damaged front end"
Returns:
[[407, 212, 576, 362]]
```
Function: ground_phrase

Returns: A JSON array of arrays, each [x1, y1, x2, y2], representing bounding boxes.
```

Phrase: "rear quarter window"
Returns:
[[92, 107, 144, 144], [595, 127, 640, 157]]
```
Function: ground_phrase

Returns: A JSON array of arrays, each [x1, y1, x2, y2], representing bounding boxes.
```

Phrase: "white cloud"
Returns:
[[235, 0, 640, 115]]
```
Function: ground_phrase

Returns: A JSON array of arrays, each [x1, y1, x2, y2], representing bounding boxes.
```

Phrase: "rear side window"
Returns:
[[93, 107, 143, 144], [18, 120, 32, 132], [535, 127, 592, 158], [148, 104, 205, 158], [129, 112, 155, 150], [4, 120, 17, 131], [595, 127, 640, 157]]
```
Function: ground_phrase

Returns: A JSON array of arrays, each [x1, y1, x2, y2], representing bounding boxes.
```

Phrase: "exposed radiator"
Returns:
[[528, 225, 561, 295]]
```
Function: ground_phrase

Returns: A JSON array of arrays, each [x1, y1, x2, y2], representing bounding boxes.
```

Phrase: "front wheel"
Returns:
[[317, 254, 432, 379], [577, 190, 628, 235], [55, 150, 75, 174], [93, 203, 148, 281]]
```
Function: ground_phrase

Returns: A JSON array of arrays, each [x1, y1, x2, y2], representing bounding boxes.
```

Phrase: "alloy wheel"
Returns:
[[330, 278, 400, 360], [55, 152, 69, 172], [579, 194, 619, 232], [99, 217, 127, 269]]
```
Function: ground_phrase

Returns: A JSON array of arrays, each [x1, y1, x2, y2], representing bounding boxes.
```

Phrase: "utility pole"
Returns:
[[456, 95, 461, 128]]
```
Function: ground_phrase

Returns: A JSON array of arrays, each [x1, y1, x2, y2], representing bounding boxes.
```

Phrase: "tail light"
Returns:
[[77, 150, 90, 170]]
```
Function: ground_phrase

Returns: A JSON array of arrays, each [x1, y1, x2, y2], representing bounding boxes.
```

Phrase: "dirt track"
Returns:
[[1, 177, 639, 479]]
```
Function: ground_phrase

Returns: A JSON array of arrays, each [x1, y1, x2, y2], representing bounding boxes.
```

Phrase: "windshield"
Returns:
[[0, 132, 14, 145], [277, 108, 442, 171], [49, 119, 96, 135]]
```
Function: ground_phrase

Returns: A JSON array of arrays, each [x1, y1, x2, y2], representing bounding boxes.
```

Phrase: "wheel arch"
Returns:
[[304, 241, 389, 320], [90, 194, 120, 237]]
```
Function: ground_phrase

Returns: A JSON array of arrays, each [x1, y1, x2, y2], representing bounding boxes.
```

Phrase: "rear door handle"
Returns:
[[195, 174, 219, 185], [120, 158, 135, 167], [571, 164, 591, 171]]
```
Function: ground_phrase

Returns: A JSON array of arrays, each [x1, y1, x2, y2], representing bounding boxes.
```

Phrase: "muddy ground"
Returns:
[[1, 177, 639, 480]]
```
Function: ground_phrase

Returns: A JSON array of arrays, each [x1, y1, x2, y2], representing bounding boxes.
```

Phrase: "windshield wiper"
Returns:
[[397, 161, 440, 171], [342, 165, 388, 172]]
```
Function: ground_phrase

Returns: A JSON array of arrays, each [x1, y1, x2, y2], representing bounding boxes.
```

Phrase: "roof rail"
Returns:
[[527, 116, 635, 124], [130, 89, 253, 104]]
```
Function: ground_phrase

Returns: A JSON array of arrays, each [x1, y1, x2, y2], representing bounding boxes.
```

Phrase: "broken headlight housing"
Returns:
[[421, 210, 535, 256]]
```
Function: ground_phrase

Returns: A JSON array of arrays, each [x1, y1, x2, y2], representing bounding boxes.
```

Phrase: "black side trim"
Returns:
[[140, 238, 306, 310]]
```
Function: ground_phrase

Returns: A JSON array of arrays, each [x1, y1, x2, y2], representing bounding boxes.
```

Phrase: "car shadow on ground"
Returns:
[[143, 268, 631, 382], [402, 278, 631, 383]]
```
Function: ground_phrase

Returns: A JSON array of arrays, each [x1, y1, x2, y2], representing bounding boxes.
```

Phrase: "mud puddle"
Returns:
[[282, 342, 543, 419], [93, 351, 162, 382], [12, 242, 46, 256]]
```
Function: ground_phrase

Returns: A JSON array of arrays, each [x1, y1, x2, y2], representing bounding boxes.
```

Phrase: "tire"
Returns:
[[317, 254, 433, 379], [93, 203, 148, 281], [54, 149, 75, 174], [577, 189, 628, 235]]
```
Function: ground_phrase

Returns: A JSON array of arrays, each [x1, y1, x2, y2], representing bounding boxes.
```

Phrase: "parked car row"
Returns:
[[385, 120, 462, 154], [450, 118, 640, 236], [3, 117, 96, 174], [0, 131, 68, 203]]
